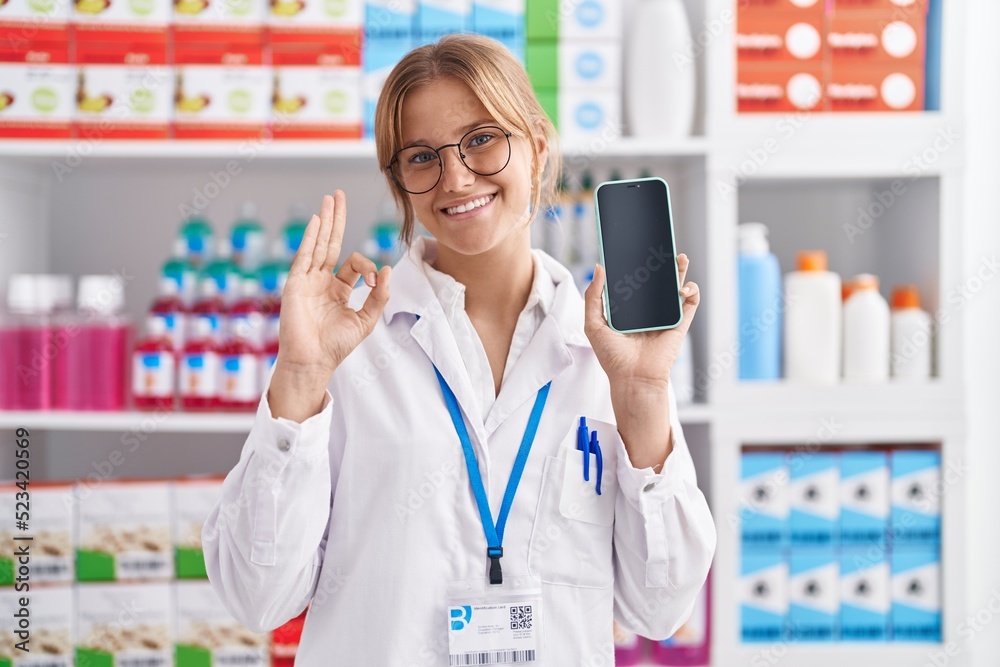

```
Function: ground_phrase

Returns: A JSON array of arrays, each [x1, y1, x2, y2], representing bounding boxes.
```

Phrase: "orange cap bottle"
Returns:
[[796, 250, 828, 272], [891, 284, 921, 310]]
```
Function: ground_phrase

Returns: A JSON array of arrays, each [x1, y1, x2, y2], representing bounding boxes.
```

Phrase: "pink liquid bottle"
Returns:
[[180, 317, 220, 411], [0, 275, 53, 410], [132, 316, 176, 411], [190, 274, 226, 346], [48, 275, 75, 410], [651, 573, 711, 666], [68, 275, 131, 411], [149, 275, 187, 352], [220, 275, 262, 412], [228, 272, 265, 349], [613, 621, 646, 666]]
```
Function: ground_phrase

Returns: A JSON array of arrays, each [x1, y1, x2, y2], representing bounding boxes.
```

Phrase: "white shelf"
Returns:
[[0, 403, 713, 433], [717, 644, 946, 667]]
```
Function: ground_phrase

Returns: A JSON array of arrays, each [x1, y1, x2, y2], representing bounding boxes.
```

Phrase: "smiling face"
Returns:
[[398, 77, 547, 258]]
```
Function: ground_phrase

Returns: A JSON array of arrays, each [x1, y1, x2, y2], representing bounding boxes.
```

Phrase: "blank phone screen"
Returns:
[[595, 179, 682, 332]]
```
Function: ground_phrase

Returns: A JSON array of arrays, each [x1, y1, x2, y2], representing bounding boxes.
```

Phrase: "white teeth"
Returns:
[[446, 194, 494, 215]]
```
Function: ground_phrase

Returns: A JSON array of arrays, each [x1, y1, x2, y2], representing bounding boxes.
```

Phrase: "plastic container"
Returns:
[[890, 284, 932, 381], [191, 274, 226, 345], [228, 272, 265, 349], [218, 334, 261, 412], [231, 202, 267, 272], [149, 276, 187, 351], [0, 275, 54, 410], [67, 275, 131, 411], [783, 251, 842, 384], [132, 317, 176, 411], [49, 275, 75, 410], [179, 215, 215, 269], [162, 237, 198, 305], [613, 621, 645, 665], [651, 573, 711, 665], [626, 0, 695, 139], [843, 274, 890, 383], [180, 317, 220, 411], [738, 223, 782, 381], [203, 238, 240, 304]]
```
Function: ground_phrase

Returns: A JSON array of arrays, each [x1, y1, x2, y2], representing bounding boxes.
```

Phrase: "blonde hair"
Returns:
[[374, 33, 562, 246]]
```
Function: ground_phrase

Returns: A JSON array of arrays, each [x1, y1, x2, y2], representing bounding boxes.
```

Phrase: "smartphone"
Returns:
[[594, 177, 683, 333]]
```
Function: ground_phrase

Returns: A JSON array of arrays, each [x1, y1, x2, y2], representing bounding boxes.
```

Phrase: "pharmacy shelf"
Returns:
[[0, 402, 714, 433], [716, 644, 947, 667]]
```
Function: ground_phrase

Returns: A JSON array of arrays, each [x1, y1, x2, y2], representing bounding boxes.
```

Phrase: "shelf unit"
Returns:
[[0, 0, 970, 665]]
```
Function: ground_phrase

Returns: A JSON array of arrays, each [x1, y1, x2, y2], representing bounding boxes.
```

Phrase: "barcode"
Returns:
[[120, 560, 168, 572], [449, 650, 536, 666], [34, 562, 70, 577], [119, 657, 168, 667], [216, 655, 266, 666], [28, 661, 68, 667], [510, 605, 532, 631]]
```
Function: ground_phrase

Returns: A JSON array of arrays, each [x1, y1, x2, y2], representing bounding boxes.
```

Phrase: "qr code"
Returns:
[[510, 605, 533, 630]]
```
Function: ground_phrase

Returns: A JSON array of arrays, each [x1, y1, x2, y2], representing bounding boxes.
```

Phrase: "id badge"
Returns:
[[447, 576, 543, 665]]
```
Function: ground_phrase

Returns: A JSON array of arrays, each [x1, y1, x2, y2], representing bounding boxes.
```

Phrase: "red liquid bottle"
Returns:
[[180, 317, 220, 411], [228, 272, 264, 349], [132, 317, 176, 411], [149, 276, 187, 352], [651, 572, 711, 665], [67, 275, 131, 411], [190, 275, 225, 346], [49, 275, 75, 410], [0, 275, 53, 410]]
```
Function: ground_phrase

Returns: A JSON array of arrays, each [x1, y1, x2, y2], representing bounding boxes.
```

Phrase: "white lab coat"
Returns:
[[203, 238, 717, 666]]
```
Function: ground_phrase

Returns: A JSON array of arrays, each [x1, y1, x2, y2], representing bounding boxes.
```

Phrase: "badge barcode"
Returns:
[[118, 657, 168, 667], [449, 650, 536, 665]]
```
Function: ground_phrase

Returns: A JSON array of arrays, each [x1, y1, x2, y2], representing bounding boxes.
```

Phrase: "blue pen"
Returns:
[[590, 430, 603, 496], [577, 417, 590, 481]]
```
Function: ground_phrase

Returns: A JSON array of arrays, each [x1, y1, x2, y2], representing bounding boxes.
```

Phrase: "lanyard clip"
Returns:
[[487, 546, 503, 585]]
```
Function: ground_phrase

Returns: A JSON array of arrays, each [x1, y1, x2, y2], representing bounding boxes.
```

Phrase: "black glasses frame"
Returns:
[[386, 125, 514, 195]]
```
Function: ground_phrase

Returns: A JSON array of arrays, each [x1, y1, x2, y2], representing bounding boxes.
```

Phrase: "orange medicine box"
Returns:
[[0, 43, 74, 138], [738, 0, 825, 15], [172, 0, 266, 66], [737, 62, 825, 113], [832, 0, 927, 11], [827, 63, 924, 111], [737, 10, 826, 62], [828, 9, 926, 64]]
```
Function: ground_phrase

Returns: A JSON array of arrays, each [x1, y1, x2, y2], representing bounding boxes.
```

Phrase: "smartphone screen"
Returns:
[[594, 177, 682, 333]]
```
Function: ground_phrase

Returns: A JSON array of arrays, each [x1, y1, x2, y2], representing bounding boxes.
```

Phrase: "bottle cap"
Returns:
[[191, 315, 215, 340], [199, 274, 220, 298], [35, 276, 59, 314], [796, 250, 828, 272], [215, 238, 232, 258], [851, 273, 879, 292], [171, 237, 188, 259], [842, 278, 856, 302], [739, 222, 770, 255], [7, 274, 36, 312], [240, 272, 261, 298], [78, 275, 125, 314], [146, 315, 169, 338], [159, 275, 181, 297], [892, 284, 922, 309]]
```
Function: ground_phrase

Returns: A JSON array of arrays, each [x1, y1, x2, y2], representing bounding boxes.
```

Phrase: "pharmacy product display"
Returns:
[[738, 223, 782, 380], [842, 274, 890, 382], [890, 285, 932, 381], [740, 447, 942, 643], [783, 251, 842, 384]]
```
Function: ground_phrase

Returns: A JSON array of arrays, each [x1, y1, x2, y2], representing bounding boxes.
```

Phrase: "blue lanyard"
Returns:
[[433, 367, 551, 585]]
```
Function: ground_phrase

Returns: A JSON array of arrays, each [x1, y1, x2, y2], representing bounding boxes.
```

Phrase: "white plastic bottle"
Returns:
[[783, 251, 842, 384], [626, 0, 696, 139], [890, 284, 932, 381], [843, 274, 890, 383]]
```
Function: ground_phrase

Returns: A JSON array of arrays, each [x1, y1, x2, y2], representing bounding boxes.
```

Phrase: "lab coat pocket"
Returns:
[[527, 455, 616, 589]]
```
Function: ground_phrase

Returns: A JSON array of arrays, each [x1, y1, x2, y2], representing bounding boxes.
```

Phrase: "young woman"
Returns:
[[204, 34, 715, 665]]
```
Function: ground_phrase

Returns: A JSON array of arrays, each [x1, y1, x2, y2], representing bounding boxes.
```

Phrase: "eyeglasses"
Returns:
[[386, 125, 513, 195]]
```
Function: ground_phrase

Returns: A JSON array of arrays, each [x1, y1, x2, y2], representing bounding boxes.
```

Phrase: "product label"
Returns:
[[220, 353, 260, 402], [75, 65, 174, 132], [0, 485, 74, 585], [0, 64, 75, 137], [181, 352, 219, 398], [133, 351, 176, 398]]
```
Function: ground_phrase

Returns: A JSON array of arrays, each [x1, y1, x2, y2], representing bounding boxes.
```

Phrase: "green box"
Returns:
[[525, 40, 558, 90], [534, 88, 558, 130], [526, 0, 558, 40], [176, 547, 208, 579]]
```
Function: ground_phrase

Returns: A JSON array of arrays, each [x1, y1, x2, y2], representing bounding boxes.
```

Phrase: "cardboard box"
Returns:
[[416, 0, 470, 41], [76, 480, 173, 582], [0, 0, 71, 55], [740, 549, 788, 642], [0, 62, 75, 138], [789, 548, 838, 641], [555, 87, 621, 145], [272, 65, 362, 139], [172, 0, 266, 66], [737, 10, 825, 62], [790, 452, 839, 546], [890, 450, 940, 544], [74, 65, 173, 139], [839, 450, 890, 546], [72, 0, 170, 64], [737, 62, 825, 113], [173, 65, 272, 140], [76, 582, 173, 666], [740, 452, 790, 547], [828, 63, 923, 111], [891, 546, 941, 641], [175, 580, 269, 666], [172, 477, 223, 580], [840, 548, 890, 641], [365, 0, 415, 39], [738, 0, 824, 13], [362, 34, 413, 138], [833, 0, 927, 11], [525, 40, 621, 91], [0, 586, 74, 667], [828, 9, 926, 64], [472, 0, 524, 41], [0, 483, 75, 584], [269, 0, 363, 67], [526, 0, 621, 41]]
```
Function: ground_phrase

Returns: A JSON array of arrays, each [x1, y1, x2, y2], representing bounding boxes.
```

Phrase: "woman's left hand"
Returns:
[[583, 253, 700, 390]]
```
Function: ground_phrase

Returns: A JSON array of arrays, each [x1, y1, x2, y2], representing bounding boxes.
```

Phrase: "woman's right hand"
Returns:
[[268, 191, 392, 422]]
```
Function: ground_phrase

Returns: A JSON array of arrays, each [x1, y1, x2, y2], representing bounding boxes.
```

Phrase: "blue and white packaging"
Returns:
[[366, 0, 416, 39], [890, 450, 941, 545], [416, 0, 470, 40], [561, 0, 621, 40], [789, 549, 838, 641], [560, 41, 620, 90], [891, 546, 941, 641], [840, 548, 890, 642], [472, 0, 524, 40], [558, 88, 621, 145], [840, 451, 890, 546], [789, 452, 839, 546], [740, 452, 789, 548], [362, 35, 414, 137], [740, 550, 788, 643]]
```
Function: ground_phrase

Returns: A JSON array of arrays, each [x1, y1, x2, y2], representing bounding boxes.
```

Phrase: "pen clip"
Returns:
[[590, 430, 603, 496], [578, 416, 590, 481]]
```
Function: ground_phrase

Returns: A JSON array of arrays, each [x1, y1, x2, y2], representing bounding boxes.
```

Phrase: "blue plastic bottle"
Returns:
[[738, 222, 782, 380]]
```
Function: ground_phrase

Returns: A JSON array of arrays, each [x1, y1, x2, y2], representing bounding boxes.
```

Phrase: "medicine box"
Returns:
[[891, 546, 941, 641], [173, 65, 272, 140], [0, 586, 74, 667], [526, 0, 622, 41], [737, 62, 825, 113], [890, 450, 940, 545], [472, 0, 524, 40], [840, 450, 890, 546], [526, 40, 621, 91], [789, 548, 838, 641], [827, 63, 924, 112], [74, 65, 174, 140], [740, 452, 789, 547], [416, 0, 471, 41], [362, 34, 413, 137], [740, 549, 788, 642], [173, 477, 223, 580], [737, 10, 826, 62], [175, 580, 269, 666], [840, 547, 890, 641], [272, 65, 363, 139], [76, 582, 173, 667], [789, 452, 839, 546], [0, 482, 74, 584], [365, 0, 416, 39]]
